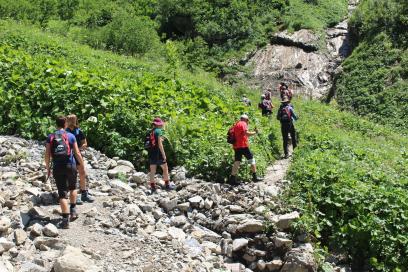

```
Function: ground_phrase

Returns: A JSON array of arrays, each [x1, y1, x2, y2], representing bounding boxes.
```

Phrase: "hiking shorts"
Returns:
[[148, 149, 166, 166], [234, 148, 255, 164], [53, 164, 77, 199]]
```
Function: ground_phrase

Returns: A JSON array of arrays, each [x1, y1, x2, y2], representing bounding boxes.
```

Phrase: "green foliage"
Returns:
[[335, 0, 408, 131], [0, 0, 349, 73], [282, 100, 408, 271], [283, 0, 348, 32], [0, 22, 280, 182]]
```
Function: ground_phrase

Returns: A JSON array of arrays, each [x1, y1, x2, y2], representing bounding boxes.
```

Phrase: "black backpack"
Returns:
[[144, 130, 156, 150], [227, 124, 236, 144], [50, 132, 71, 163], [279, 105, 292, 122]]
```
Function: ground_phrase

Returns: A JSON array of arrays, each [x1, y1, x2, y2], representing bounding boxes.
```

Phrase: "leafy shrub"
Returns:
[[0, 25, 280, 182]]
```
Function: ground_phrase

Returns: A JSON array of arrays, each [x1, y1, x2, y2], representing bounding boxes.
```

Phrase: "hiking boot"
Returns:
[[76, 194, 83, 205], [228, 175, 240, 186], [70, 208, 78, 222], [81, 191, 95, 203], [165, 182, 176, 191], [252, 173, 263, 182], [59, 218, 69, 229]]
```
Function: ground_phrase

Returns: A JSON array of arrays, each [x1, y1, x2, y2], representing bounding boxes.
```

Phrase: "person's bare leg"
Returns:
[[250, 164, 256, 173], [149, 164, 157, 189], [161, 163, 169, 182], [78, 164, 86, 191], [60, 198, 69, 214], [231, 161, 241, 176]]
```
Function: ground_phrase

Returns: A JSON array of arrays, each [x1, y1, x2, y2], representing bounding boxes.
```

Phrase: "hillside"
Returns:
[[0, 1, 408, 271], [334, 0, 408, 130]]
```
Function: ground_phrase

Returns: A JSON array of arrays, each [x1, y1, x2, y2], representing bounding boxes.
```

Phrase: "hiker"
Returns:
[[45, 116, 84, 229], [277, 97, 298, 159], [241, 95, 252, 106], [259, 95, 274, 116], [279, 83, 293, 101], [66, 114, 94, 204], [147, 117, 175, 193], [228, 114, 263, 185], [264, 88, 272, 101]]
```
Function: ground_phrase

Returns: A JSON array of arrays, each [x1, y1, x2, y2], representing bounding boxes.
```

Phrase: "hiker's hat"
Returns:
[[261, 94, 265, 98], [152, 117, 164, 126], [281, 97, 290, 103], [240, 114, 249, 120]]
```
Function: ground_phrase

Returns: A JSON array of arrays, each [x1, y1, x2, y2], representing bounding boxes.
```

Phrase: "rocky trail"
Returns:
[[0, 135, 325, 272]]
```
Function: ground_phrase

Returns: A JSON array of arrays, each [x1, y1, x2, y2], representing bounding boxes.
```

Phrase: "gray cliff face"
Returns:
[[245, 0, 359, 99]]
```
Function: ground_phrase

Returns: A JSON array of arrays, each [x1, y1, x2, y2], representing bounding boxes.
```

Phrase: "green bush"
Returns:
[[282, 100, 408, 271], [0, 23, 280, 182]]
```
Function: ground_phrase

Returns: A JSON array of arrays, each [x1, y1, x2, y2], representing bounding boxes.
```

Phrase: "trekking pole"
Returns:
[[253, 120, 274, 162]]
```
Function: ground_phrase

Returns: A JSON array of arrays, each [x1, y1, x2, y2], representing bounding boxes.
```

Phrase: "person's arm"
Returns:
[[80, 138, 88, 150], [73, 142, 84, 165], [45, 143, 51, 177], [158, 136, 166, 162], [291, 108, 298, 121]]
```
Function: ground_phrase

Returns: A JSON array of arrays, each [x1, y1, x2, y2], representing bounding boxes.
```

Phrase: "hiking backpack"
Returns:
[[50, 132, 71, 163], [279, 105, 292, 122], [227, 125, 236, 144], [144, 130, 156, 150]]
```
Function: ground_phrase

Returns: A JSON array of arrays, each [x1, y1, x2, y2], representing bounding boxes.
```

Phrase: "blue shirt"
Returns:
[[46, 130, 77, 165], [66, 127, 86, 148]]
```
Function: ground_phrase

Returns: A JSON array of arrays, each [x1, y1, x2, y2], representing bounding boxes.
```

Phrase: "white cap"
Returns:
[[240, 114, 249, 120]]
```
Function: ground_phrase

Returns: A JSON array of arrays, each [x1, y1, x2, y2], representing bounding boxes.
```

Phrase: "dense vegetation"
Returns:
[[335, 0, 408, 131], [0, 0, 348, 74], [0, 21, 280, 181], [284, 100, 408, 271]]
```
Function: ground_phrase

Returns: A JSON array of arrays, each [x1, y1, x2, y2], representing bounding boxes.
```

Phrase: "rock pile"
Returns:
[[0, 135, 319, 271]]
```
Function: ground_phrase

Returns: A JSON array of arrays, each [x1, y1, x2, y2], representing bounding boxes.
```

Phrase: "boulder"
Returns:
[[266, 258, 283, 271], [188, 196, 203, 208], [236, 220, 263, 233], [0, 216, 11, 232], [0, 237, 15, 252], [43, 223, 59, 237], [20, 262, 48, 272], [281, 247, 317, 272], [130, 172, 147, 184], [273, 237, 293, 250], [33, 237, 65, 250], [0, 260, 13, 272], [116, 160, 134, 169], [53, 246, 100, 272], [152, 231, 168, 240], [109, 179, 134, 192], [159, 198, 178, 212], [30, 223, 43, 237], [276, 211, 300, 230], [14, 229, 28, 245], [232, 238, 248, 252], [168, 227, 186, 241]]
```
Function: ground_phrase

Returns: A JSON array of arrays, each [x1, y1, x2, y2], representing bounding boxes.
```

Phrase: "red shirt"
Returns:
[[233, 121, 249, 149]]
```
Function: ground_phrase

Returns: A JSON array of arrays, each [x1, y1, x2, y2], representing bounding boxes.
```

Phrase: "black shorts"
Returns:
[[234, 147, 254, 162], [148, 149, 166, 166], [53, 164, 77, 199]]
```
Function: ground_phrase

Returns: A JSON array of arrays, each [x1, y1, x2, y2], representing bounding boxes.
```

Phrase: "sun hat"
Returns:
[[261, 94, 265, 98], [240, 114, 249, 120], [152, 117, 164, 126]]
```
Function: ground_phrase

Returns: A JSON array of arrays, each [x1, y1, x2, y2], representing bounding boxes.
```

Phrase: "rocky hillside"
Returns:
[[0, 135, 338, 272], [243, 0, 359, 98]]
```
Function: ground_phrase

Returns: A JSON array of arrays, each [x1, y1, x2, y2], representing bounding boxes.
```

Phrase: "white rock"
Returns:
[[130, 172, 147, 184], [117, 160, 134, 169], [152, 231, 168, 240], [276, 211, 300, 230], [236, 220, 263, 233], [0, 217, 11, 232], [0, 259, 13, 272], [266, 258, 283, 271], [14, 229, 27, 245], [273, 237, 293, 249], [159, 198, 178, 211], [232, 238, 248, 251], [43, 223, 59, 237], [257, 259, 267, 270], [0, 237, 15, 252], [188, 196, 203, 208], [30, 223, 43, 237], [109, 179, 134, 192], [20, 262, 47, 272], [204, 199, 213, 209], [168, 227, 186, 241], [53, 246, 100, 272], [127, 204, 142, 216]]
